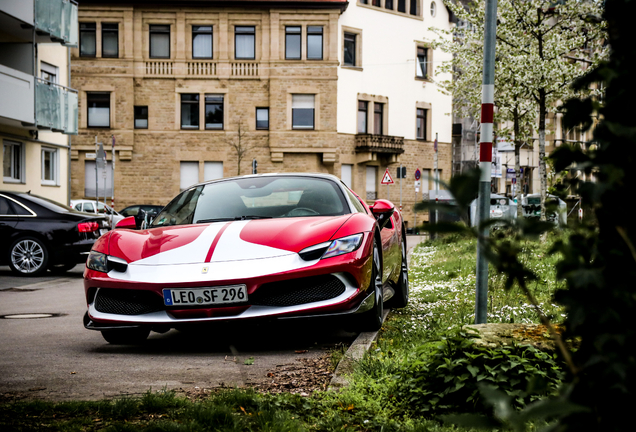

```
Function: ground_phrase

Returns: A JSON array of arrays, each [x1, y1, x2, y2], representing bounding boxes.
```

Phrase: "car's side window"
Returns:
[[84, 202, 94, 213], [74, 203, 82, 211], [0, 197, 16, 215], [343, 185, 366, 213]]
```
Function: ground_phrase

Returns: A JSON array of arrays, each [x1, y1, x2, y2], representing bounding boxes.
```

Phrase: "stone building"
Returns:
[[71, 0, 452, 229]]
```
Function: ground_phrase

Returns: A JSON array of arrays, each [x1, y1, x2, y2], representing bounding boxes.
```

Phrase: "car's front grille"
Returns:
[[250, 275, 346, 307], [94, 288, 164, 315]]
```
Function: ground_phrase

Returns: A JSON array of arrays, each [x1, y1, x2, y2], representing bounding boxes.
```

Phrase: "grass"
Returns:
[[0, 234, 566, 431]]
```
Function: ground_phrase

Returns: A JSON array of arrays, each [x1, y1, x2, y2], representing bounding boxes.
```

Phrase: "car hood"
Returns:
[[107, 215, 353, 265]]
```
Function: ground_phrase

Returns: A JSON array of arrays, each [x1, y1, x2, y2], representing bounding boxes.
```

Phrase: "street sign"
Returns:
[[96, 143, 107, 169], [396, 166, 406, 179], [381, 168, 394, 185], [415, 168, 421, 180], [86, 153, 96, 159], [415, 180, 421, 187]]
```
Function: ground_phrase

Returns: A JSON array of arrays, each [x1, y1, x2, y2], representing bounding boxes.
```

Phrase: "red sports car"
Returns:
[[83, 173, 409, 344]]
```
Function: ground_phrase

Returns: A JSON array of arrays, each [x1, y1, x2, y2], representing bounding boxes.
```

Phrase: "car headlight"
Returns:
[[299, 234, 364, 261], [86, 251, 128, 273]]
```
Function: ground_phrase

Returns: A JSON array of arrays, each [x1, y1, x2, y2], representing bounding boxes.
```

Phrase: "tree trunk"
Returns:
[[513, 108, 523, 218], [538, 89, 547, 221]]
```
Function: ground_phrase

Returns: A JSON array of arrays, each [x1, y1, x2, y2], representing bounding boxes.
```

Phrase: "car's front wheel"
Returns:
[[389, 235, 409, 308], [101, 328, 150, 345], [9, 237, 49, 276], [359, 239, 384, 332]]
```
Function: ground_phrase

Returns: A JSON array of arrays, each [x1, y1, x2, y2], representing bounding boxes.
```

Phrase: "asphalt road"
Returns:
[[0, 236, 426, 402]]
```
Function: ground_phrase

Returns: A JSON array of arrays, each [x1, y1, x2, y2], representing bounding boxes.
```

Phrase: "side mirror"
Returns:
[[370, 199, 395, 229], [115, 216, 137, 229]]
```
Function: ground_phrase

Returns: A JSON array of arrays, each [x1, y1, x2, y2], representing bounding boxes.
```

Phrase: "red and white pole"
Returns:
[[475, 0, 498, 324]]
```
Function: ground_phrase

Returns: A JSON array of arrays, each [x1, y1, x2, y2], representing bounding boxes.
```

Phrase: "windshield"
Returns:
[[151, 176, 349, 227]]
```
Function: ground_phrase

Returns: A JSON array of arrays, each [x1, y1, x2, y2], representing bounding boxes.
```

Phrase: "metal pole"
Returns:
[[111, 135, 115, 227], [94, 136, 99, 210], [434, 133, 439, 226], [400, 163, 403, 210], [475, 0, 498, 324]]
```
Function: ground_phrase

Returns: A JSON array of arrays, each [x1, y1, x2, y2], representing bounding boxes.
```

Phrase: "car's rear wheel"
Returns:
[[9, 237, 49, 276], [101, 328, 150, 345], [359, 239, 384, 331], [389, 235, 409, 308]]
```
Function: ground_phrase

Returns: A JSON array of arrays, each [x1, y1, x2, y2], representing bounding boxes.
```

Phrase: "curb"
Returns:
[[328, 308, 390, 390], [328, 235, 423, 390]]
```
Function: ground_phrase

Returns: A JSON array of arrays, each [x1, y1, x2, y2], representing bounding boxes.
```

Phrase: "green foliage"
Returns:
[[394, 331, 564, 417]]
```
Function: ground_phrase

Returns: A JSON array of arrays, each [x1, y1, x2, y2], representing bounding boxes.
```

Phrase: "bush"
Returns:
[[395, 331, 564, 417]]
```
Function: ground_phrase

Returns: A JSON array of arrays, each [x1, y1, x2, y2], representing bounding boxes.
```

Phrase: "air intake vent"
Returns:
[[95, 288, 164, 315], [251, 275, 345, 307]]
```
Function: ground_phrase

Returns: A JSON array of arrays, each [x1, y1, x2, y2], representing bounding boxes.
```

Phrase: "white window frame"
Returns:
[[3, 140, 24, 183], [41, 147, 58, 186], [291, 94, 315, 130], [40, 62, 58, 84]]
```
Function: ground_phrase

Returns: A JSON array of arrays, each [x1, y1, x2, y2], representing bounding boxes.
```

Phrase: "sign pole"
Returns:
[[475, 0, 498, 324], [111, 135, 115, 227], [400, 163, 403, 210], [94, 136, 99, 210], [434, 133, 439, 226]]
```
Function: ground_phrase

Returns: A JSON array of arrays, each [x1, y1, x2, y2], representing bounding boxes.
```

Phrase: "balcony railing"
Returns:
[[355, 134, 405, 154], [34, 0, 78, 47], [231, 62, 259, 77], [187, 61, 217, 76], [35, 79, 78, 135], [146, 61, 174, 76]]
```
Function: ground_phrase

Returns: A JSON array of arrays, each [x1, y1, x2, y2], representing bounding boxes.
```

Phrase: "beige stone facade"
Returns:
[[71, 0, 451, 230]]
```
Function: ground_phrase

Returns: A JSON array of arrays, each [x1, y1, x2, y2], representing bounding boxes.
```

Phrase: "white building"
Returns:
[[0, 0, 79, 204], [336, 0, 453, 225]]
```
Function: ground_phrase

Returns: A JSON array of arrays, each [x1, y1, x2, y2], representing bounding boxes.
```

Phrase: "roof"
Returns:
[[77, 0, 349, 11]]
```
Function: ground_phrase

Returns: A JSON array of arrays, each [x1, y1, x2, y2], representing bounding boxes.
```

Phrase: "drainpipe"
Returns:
[[67, 47, 72, 205]]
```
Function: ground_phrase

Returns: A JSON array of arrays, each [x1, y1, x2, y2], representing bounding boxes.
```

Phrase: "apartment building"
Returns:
[[1, 0, 79, 203], [71, 0, 453, 229]]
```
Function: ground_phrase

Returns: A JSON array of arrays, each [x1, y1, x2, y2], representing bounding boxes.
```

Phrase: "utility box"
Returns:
[[470, 193, 517, 227]]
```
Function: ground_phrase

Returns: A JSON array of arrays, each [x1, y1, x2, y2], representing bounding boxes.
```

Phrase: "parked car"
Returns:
[[119, 204, 163, 219], [83, 173, 409, 344], [71, 200, 125, 226], [1, 191, 109, 276]]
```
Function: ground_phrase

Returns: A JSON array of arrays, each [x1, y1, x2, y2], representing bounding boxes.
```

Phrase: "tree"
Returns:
[[432, 0, 607, 218], [224, 117, 257, 176]]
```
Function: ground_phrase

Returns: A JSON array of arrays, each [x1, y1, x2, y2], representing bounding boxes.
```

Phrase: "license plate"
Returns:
[[163, 285, 248, 307]]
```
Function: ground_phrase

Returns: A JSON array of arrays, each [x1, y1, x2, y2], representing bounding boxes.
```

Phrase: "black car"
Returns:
[[0, 191, 108, 276]]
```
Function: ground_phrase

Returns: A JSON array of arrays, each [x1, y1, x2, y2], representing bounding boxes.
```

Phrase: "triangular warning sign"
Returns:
[[380, 168, 394, 185]]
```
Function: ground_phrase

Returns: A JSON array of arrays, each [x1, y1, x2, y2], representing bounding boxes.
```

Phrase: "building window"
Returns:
[[180, 161, 199, 190], [150, 25, 170, 59], [256, 107, 269, 130], [204, 161, 223, 181], [134, 106, 148, 129], [343, 33, 356, 66], [385, 0, 394, 9], [374, 103, 384, 135], [102, 23, 119, 58], [358, 101, 368, 133], [410, 0, 418, 15], [41, 148, 57, 185], [205, 95, 224, 130], [40, 62, 58, 84], [3, 140, 23, 183], [235, 26, 255, 59], [398, 0, 406, 13], [430, 1, 437, 16], [372, 0, 381, 6], [341, 164, 353, 189], [85, 160, 113, 197], [181, 94, 199, 129], [416, 47, 428, 78], [292, 94, 315, 129], [285, 26, 301, 60], [366, 166, 377, 200], [417, 108, 427, 140], [307, 26, 323, 60], [87, 93, 110, 128], [192, 26, 213, 58], [79, 23, 96, 57]]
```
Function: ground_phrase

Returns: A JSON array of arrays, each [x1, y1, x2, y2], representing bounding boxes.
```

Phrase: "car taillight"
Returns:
[[78, 221, 99, 233]]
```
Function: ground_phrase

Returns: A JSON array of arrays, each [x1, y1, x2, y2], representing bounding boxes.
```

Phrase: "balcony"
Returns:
[[355, 134, 405, 154], [0, 65, 34, 126], [34, 0, 78, 46], [35, 79, 78, 134]]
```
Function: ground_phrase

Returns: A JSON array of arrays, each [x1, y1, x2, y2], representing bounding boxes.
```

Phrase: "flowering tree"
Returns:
[[432, 0, 607, 219]]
